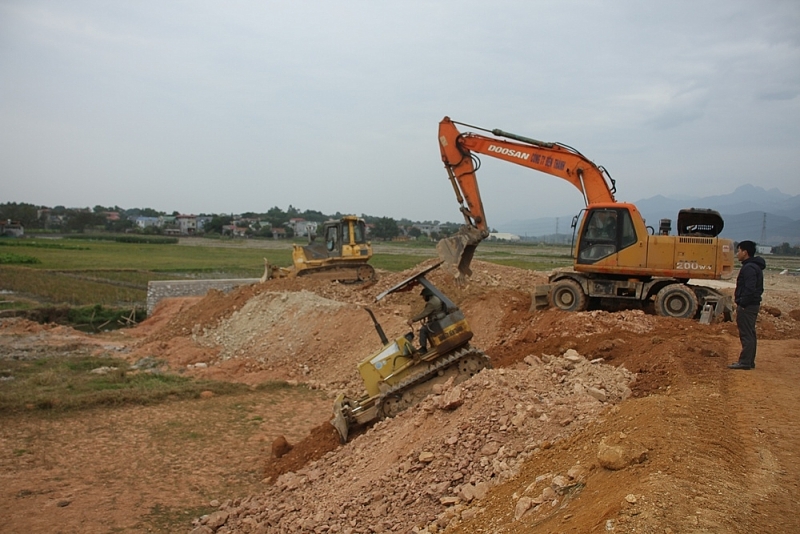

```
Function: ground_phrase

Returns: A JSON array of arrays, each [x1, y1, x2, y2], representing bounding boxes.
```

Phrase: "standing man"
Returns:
[[407, 286, 446, 353], [728, 240, 766, 370]]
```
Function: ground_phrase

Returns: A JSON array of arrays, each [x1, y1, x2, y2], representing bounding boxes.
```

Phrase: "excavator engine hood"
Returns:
[[677, 209, 724, 237]]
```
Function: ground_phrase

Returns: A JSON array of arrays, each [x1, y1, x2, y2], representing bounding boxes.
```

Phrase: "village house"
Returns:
[[0, 220, 24, 237], [412, 223, 441, 237], [37, 209, 65, 230], [222, 224, 248, 237], [488, 232, 521, 241], [134, 216, 160, 229], [175, 214, 198, 235], [288, 218, 318, 237]]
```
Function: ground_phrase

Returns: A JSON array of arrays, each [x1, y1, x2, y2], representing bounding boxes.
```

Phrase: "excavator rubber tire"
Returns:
[[549, 278, 588, 312], [655, 284, 699, 319]]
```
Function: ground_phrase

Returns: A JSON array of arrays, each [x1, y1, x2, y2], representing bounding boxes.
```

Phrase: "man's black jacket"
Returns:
[[734, 256, 766, 307]]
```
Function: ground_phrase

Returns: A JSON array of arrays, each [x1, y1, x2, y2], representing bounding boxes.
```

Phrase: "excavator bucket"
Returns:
[[436, 225, 487, 279]]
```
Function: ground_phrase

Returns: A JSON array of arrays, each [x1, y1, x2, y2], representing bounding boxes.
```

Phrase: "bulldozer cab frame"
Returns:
[[375, 261, 457, 312], [313, 216, 369, 258], [375, 261, 471, 358]]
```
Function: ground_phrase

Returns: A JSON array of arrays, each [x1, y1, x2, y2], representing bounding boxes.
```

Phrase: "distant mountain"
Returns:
[[497, 185, 800, 246], [634, 185, 800, 223]]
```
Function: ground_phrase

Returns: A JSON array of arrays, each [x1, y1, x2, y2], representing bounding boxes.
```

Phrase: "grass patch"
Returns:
[[0, 240, 89, 250], [0, 252, 41, 264], [0, 266, 146, 306], [0, 239, 269, 273], [0, 356, 252, 415], [0, 298, 32, 311], [65, 234, 179, 244], [12, 305, 145, 331]]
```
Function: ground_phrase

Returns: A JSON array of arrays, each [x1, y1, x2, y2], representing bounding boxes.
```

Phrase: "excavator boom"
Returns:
[[437, 116, 617, 277]]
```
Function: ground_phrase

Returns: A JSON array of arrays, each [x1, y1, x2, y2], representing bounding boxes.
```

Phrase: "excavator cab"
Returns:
[[576, 207, 639, 264]]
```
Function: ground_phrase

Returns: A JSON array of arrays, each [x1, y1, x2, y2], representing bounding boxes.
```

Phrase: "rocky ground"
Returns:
[[2, 260, 800, 533]]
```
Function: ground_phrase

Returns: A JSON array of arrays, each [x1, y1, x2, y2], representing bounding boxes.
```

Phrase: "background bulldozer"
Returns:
[[331, 262, 490, 442], [263, 215, 376, 283]]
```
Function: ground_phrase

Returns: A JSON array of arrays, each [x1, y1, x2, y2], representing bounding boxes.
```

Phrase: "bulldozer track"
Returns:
[[376, 346, 490, 419]]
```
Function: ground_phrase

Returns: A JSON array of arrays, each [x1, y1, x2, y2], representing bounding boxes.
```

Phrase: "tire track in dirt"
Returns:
[[729, 338, 800, 532]]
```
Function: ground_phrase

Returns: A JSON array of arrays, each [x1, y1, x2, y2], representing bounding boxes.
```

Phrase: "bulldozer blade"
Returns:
[[331, 394, 350, 443]]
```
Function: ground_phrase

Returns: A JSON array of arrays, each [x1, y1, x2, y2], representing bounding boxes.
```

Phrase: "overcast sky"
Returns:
[[1, 0, 799, 226]]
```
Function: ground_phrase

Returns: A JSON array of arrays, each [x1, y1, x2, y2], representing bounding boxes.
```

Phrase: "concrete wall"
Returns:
[[146, 279, 260, 316]]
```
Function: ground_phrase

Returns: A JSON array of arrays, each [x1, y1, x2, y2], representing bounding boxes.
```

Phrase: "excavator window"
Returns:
[[342, 223, 352, 246], [587, 210, 617, 239], [621, 211, 637, 248], [578, 209, 637, 263]]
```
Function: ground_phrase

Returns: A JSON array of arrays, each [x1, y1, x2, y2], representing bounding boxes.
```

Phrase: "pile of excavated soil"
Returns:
[[127, 260, 550, 392], [205, 348, 636, 533]]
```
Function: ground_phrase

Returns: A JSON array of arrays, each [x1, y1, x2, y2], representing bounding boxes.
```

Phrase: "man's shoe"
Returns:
[[727, 362, 752, 370]]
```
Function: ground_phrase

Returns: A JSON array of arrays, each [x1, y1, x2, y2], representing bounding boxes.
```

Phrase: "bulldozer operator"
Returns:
[[407, 287, 448, 352]]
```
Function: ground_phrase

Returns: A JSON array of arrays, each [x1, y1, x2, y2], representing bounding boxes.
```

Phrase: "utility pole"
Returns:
[[760, 212, 767, 243]]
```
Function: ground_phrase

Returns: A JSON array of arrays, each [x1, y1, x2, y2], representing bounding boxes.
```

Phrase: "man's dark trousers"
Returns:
[[736, 305, 759, 367]]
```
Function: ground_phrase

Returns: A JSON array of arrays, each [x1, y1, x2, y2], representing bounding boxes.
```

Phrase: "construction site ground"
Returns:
[[1, 260, 800, 533]]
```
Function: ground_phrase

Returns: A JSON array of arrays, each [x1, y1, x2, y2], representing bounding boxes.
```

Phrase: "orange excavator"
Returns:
[[437, 116, 734, 320]]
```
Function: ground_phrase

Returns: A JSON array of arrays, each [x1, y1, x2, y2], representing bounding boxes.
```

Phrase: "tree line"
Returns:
[[0, 202, 459, 241], [770, 242, 800, 256]]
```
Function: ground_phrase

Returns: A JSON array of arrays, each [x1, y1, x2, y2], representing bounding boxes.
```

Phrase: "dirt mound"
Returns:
[[128, 260, 550, 391]]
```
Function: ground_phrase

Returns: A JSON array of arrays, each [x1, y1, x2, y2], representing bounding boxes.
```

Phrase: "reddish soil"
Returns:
[[1, 260, 799, 533]]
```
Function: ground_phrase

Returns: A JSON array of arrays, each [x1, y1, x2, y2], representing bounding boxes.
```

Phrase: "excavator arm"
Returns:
[[437, 116, 617, 278]]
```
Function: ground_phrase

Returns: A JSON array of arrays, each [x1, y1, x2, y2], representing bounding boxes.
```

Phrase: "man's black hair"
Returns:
[[738, 240, 756, 257]]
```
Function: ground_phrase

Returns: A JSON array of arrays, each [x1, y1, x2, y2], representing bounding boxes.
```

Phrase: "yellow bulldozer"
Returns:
[[263, 215, 376, 283], [331, 262, 490, 443]]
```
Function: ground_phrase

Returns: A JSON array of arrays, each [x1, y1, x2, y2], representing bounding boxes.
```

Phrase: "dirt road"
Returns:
[[1, 261, 798, 533]]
